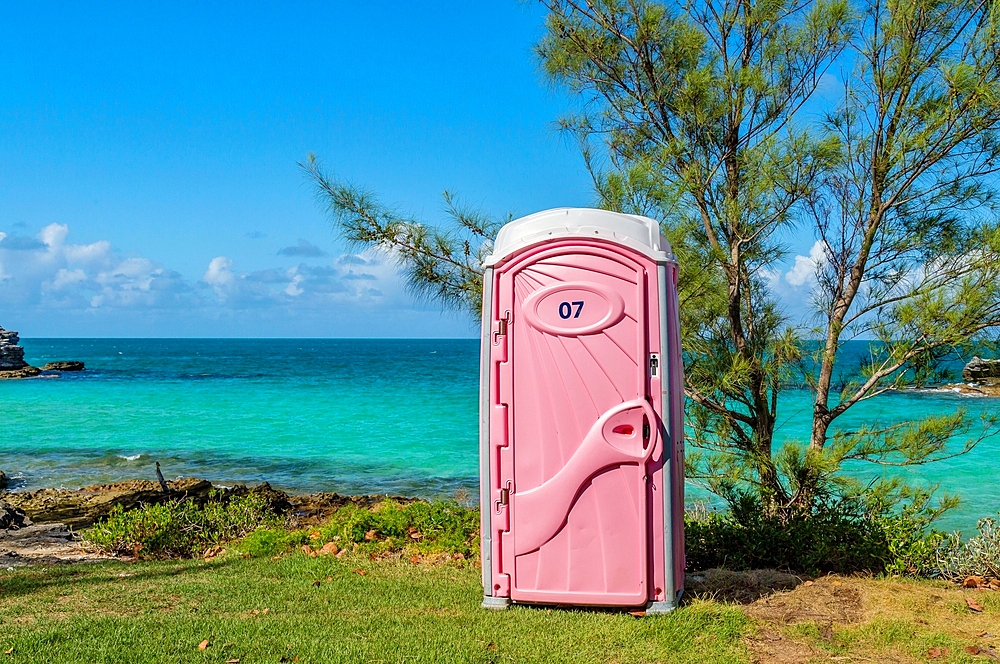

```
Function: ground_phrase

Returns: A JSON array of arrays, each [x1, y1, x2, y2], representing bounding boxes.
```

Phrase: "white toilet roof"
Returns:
[[485, 208, 673, 266]]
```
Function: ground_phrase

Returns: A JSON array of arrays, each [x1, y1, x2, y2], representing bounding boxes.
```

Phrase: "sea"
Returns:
[[2, 338, 998, 533]]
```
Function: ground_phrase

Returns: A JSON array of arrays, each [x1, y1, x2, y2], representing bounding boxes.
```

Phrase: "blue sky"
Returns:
[[0, 2, 819, 338]]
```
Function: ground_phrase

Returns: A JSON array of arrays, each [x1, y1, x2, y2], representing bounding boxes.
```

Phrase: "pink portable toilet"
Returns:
[[479, 208, 684, 613]]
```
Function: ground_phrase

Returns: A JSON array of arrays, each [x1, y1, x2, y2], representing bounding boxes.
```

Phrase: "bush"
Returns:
[[239, 499, 479, 559], [86, 490, 281, 558], [933, 515, 1000, 580], [684, 490, 946, 576], [239, 527, 308, 558]]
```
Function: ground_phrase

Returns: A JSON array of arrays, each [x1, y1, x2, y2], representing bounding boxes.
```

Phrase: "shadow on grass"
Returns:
[[471, 568, 807, 616], [682, 568, 808, 604], [0, 557, 241, 601]]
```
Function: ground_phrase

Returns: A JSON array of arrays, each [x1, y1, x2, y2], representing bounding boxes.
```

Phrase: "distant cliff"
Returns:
[[0, 327, 85, 379], [0, 326, 40, 377], [0, 326, 28, 370]]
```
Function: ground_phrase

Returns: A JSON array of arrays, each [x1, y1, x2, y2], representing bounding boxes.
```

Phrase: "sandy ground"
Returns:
[[0, 523, 109, 567]]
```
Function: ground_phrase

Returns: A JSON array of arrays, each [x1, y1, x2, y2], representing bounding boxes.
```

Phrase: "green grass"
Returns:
[[0, 554, 752, 664]]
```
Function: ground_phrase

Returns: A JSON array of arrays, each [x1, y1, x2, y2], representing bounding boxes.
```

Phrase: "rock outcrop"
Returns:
[[947, 356, 1000, 395], [0, 500, 32, 530], [0, 326, 29, 370], [0, 325, 84, 378], [3, 478, 214, 528], [42, 361, 85, 372], [0, 470, 7, 491], [1, 477, 418, 530], [963, 356, 1000, 384], [0, 366, 41, 379]]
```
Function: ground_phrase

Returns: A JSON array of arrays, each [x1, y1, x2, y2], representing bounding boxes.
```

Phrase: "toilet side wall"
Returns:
[[479, 268, 495, 595]]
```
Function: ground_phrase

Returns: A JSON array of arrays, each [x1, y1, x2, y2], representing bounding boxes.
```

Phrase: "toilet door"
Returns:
[[499, 241, 655, 606]]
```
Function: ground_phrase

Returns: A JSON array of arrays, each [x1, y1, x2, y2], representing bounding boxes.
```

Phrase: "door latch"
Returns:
[[493, 312, 511, 345], [494, 480, 511, 514]]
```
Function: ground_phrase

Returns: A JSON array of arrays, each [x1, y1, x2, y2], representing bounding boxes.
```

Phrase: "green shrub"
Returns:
[[238, 499, 479, 559], [684, 489, 946, 576], [932, 515, 1000, 580], [85, 491, 281, 558], [238, 527, 308, 558]]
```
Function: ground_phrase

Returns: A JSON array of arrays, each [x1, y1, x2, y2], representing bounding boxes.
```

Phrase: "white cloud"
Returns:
[[0, 223, 448, 337], [284, 272, 304, 297], [201, 254, 391, 308], [50, 268, 87, 290], [203, 256, 236, 300], [39, 223, 69, 249], [785, 240, 828, 287], [64, 239, 113, 266], [1, 224, 190, 310]]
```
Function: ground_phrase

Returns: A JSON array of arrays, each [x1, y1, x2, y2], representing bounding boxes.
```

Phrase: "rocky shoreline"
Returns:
[[0, 324, 85, 379], [948, 356, 1000, 396], [0, 475, 418, 566]]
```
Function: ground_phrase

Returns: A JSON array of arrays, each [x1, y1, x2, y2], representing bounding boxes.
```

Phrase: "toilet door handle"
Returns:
[[511, 400, 658, 554]]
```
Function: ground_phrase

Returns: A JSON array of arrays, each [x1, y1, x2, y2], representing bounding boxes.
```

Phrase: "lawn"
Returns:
[[3, 552, 998, 663], [0, 554, 750, 664]]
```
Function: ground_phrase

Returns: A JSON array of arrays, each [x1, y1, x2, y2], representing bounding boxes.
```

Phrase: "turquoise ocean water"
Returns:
[[2, 338, 998, 533]]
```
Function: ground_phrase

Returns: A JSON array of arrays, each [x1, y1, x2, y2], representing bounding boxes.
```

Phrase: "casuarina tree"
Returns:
[[306, 0, 1000, 521]]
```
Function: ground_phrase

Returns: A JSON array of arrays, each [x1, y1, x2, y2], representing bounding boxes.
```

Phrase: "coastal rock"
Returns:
[[0, 500, 32, 530], [0, 326, 28, 370], [944, 383, 1000, 397], [0, 325, 43, 378], [0, 470, 6, 491], [0, 325, 82, 378], [41, 361, 85, 372], [226, 481, 293, 513], [4, 476, 421, 530], [962, 356, 1000, 384], [0, 366, 42, 379], [3, 478, 214, 528]]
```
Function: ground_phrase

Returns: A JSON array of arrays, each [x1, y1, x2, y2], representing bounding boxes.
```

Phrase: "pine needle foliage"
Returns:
[[537, 0, 853, 511], [536, 0, 1000, 519], [301, 155, 508, 317]]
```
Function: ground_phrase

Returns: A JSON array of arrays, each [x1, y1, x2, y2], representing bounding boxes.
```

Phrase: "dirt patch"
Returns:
[[747, 574, 864, 626], [685, 568, 806, 604], [745, 628, 823, 664], [739, 575, 867, 664], [0, 523, 109, 566], [741, 574, 1000, 663]]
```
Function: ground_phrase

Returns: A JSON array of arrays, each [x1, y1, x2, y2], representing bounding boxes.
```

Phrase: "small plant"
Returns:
[[239, 499, 479, 559], [239, 527, 307, 558], [86, 490, 280, 558], [933, 515, 1000, 580]]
